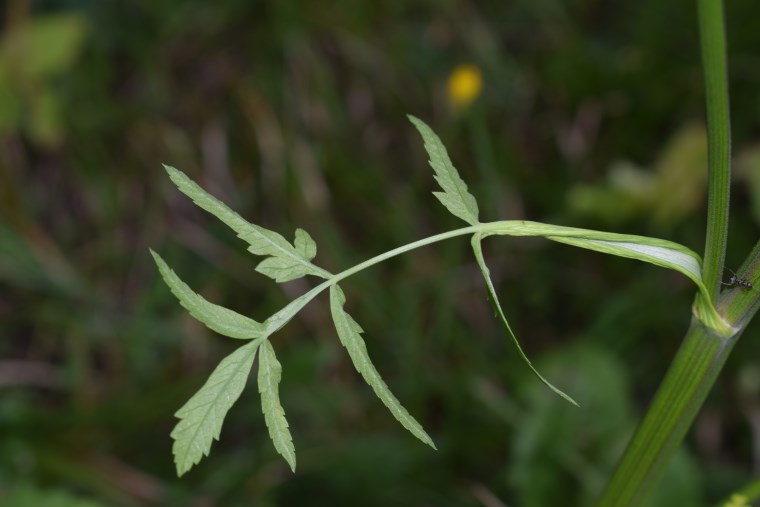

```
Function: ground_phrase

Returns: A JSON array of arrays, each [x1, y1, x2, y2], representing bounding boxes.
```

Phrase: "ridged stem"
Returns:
[[699, 0, 732, 299], [596, 323, 737, 506], [597, 241, 760, 506]]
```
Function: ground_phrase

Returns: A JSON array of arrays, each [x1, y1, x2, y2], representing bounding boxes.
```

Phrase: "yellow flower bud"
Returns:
[[447, 64, 482, 107]]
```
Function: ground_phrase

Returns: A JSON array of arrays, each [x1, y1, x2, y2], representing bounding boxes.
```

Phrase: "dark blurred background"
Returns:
[[1, 1, 760, 506]]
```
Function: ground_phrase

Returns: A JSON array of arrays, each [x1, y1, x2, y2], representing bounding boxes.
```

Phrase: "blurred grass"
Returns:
[[0, 0, 759, 505]]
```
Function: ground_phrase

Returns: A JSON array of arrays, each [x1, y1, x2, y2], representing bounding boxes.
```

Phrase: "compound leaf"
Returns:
[[151, 250, 265, 339], [163, 165, 328, 282], [258, 340, 296, 471], [329, 284, 436, 449], [171, 339, 262, 476], [471, 234, 579, 406], [408, 116, 479, 225]]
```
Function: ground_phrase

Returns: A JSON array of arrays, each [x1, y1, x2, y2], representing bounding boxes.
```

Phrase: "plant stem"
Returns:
[[596, 322, 737, 506], [596, 4, 738, 502], [328, 225, 483, 284], [717, 240, 760, 328], [699, 0, 732, 300], [264, 224, 483, 333], [597, 243, 760, 506]]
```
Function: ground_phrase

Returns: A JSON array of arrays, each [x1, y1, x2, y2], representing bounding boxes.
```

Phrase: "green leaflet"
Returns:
[[163, 165, 329, 282], [471, 234, 579, 406], [171, 339, 263, 476], [254, 228, 322, 282], [408, 116, 480, 226], [258, 340, 296, 471], [329, 284, 436, 449], [151, 250, 265, 339]]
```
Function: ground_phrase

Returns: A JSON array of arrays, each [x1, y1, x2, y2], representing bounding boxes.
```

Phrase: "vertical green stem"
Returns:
[[596, 324, 737, 506], [598, 0, 737, 502], [698, 0, 731, 299], [597, 244, 760, 506]]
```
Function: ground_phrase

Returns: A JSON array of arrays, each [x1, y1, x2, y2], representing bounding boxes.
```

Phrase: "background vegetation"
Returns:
[[1, 1, 759, 505]]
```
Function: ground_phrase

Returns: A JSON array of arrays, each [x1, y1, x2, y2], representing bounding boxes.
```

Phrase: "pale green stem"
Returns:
[[328, 225, 484, 284], [264, 224, 483, 334]]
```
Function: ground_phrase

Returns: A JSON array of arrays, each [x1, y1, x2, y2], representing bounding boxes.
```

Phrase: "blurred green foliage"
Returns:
[[0, 0, 759, 505], [0, 12, 86, 145]]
